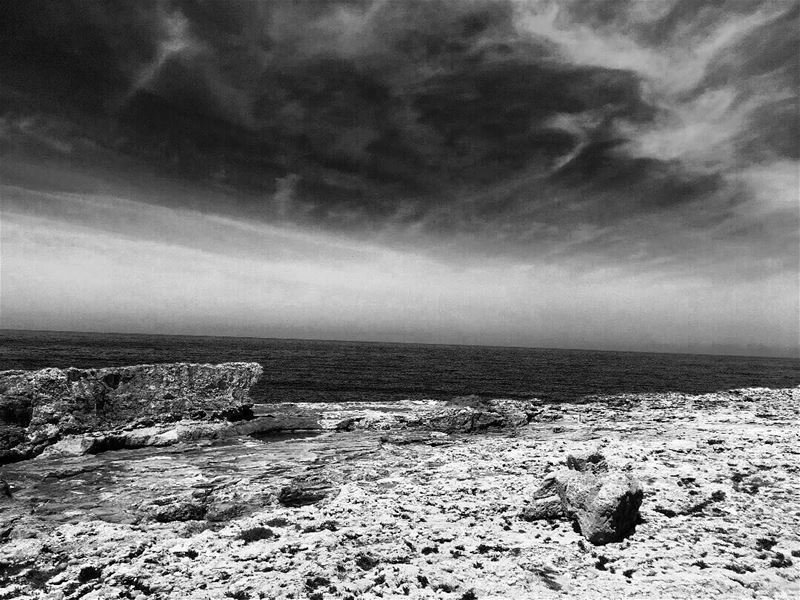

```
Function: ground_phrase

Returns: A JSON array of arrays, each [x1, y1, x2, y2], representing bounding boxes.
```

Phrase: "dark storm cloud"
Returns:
[[0, 0, 797, 274]]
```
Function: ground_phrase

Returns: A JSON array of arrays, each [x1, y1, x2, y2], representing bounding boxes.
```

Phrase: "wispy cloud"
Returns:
[[2, 187, 796, 351]]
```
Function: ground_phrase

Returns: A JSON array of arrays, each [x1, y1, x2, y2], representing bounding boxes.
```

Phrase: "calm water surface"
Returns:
[[1, 330, 798, 403]]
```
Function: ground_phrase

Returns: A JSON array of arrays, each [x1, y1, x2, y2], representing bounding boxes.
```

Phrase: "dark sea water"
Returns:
[[1, 329, 798, 404]]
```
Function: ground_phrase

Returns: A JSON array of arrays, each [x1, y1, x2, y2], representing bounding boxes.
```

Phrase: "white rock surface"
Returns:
[[0, 386, 798, 599]]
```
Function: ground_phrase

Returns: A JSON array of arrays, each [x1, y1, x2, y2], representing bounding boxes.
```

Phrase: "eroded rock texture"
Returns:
[[331, 396, 535, 433], [521, 450, 643, 545], [558, 469, 643, 545], [0, 362, 263, 462], [0, 387, 798, 599]]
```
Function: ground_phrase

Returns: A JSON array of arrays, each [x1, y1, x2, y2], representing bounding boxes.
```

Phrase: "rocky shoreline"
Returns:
[[0, 364, 798, 599], [0, 363, 542, 463]]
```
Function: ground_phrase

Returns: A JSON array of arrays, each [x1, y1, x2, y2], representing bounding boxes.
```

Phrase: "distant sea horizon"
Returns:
[[1, 327, 797, 360], [2, 329, 798, 405]]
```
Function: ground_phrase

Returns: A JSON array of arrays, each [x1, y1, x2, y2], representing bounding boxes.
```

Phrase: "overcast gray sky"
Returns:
[[1, 0, 798, 355]]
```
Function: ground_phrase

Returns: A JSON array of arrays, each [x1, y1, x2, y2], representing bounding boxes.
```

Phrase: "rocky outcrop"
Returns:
[[407, 396, 533, 433], [332, 396, 535, 433], [0, 362, 263, 462], [521, 451, 643, 545], [1, 372, 533, 462]]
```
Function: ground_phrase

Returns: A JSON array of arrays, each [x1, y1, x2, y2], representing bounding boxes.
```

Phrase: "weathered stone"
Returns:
[[334, 417, 359, 431], [520, 451, 642, 543], [405, 396, 534, 433], [0, 362, 263, 461], [0, 426, 26, 463], [520, 474, 566, 521], [0, 479, 11, 499], [37, 435, 97, 458], [520, 494, 565, 521], [557, 470, 643, 545], [278, 474, 337, 507], [147, 498, 207, 523], [206, 501, 247, 523], [566, 450, 609, 474], [223, 414, 321, 437]]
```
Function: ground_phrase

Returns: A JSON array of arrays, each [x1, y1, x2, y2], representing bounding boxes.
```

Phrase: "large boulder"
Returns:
[[0, 362, 263, 462], [557, 470, 643, 545], [521, 451, 643, 545]]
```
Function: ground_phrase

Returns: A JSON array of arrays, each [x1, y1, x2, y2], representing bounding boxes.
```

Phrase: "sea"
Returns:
[[1, 329, 798, 404]]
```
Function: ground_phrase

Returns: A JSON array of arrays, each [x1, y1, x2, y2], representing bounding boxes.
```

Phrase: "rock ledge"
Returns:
[[0, 362, 263, 462]]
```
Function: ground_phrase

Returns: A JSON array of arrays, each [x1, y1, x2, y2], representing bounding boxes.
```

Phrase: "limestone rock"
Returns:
[[37, 435, 97, 458], [206, 501, 247, 523], [229, 414, 321, 437], [557, 470, 643, 545], [147, 498, 207, 523], [520, 475, 565, 521], [0, 386, 797, 599], [0, 362, 263, 461], [521, 452, 643, 544], [278, 474, 338, 507], [406, 396, 533, 433], [566, 450, 609, 473]]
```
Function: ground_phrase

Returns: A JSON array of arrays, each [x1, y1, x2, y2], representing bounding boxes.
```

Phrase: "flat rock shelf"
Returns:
[[1, 385, 799, 599]]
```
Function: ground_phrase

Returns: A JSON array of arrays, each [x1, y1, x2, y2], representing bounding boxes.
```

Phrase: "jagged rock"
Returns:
[[278, 474, 337, 507], [566, 450, 609, 474], [331, 412, 402, 431], [520, 475, 565, 521], [37, 435, 97, 458], [228, 414, 321, 437], [405, 396, 533, 433], [282, 397, 539, 434], [557, 469, 643, 545], [521, 452, 643, 544], [0, 362, 262, 461], [206, 501, 247, 523], [334, 417, 359, 431], [0, 426, 26, 463], [147, 497, 207, 523], [0, 479, 11, 499]]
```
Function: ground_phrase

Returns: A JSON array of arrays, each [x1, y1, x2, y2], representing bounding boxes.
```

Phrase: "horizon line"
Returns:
[[1, 327, 797, 361]]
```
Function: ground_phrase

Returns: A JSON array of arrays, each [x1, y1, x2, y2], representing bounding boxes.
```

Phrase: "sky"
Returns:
[[0, 0, 798, 356]]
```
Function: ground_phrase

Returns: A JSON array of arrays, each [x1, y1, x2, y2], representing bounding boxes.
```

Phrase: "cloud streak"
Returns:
[[2, 187, 796, 352]]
